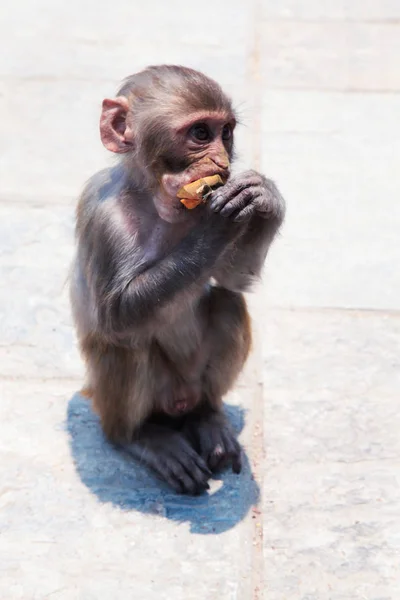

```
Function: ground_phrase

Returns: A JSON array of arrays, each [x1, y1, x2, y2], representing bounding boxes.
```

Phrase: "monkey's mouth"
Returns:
[[161, 166, 229, 206], [177, 175, 225, 209], [186, 167, 229, 187]]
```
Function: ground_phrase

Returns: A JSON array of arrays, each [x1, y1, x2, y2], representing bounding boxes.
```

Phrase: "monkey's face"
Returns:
[[99, 97, 235, 223], [156, 111, 235, 222]]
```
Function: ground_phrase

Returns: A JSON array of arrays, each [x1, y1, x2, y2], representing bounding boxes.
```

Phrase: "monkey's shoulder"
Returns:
[[76, 167, 138, 231], [79, 167, 126, 208]]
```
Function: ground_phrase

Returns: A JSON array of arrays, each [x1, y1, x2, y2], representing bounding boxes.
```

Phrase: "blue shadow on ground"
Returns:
[[66, 392, 259, 534]]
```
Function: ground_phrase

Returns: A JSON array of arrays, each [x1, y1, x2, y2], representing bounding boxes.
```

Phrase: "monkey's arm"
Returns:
[[91, 210, 242, 333], [213, 218, 281, 291], [210, 172, 285, 291]]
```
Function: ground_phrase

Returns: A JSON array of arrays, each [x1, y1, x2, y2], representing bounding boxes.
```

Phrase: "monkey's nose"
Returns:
[[209, 155, 230, 171]]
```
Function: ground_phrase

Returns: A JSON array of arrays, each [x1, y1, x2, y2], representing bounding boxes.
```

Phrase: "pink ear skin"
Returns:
[[100, 97, 133, 153]]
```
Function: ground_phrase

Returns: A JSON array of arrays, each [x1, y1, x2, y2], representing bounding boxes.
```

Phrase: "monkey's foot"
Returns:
[[184, 412, 242, 474], [128, 425, 212, 495]]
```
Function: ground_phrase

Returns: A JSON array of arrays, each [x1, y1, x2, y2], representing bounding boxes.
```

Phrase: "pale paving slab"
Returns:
[[259, 19, 400, 91], [0, 1, 262, 598], [259, 90, 400, 311], [0, 0, 251, 82], [262, 0, 400, 21], [0, 203, 80, 379], [2, 0, 400, 598], [258, 3, 400, 598], [0, 379, 259, 600], [0, 0, 254, 200], [261, 309, 400, 599]]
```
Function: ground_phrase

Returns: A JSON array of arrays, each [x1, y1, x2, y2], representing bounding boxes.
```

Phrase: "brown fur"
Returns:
[[70, 65, 285, 494]]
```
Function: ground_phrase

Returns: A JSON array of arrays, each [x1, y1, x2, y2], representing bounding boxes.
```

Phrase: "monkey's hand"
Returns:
[[129, 425, 212, 495], [184, 412, 242, 474], [209, 170, 285, 224]]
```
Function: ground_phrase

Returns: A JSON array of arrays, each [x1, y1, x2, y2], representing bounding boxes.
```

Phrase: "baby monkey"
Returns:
[[70, 65, 285, 494]]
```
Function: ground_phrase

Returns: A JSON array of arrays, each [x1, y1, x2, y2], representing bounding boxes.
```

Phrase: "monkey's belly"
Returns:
[[148, 305, 210, 414], [146, 339, 205, 416]]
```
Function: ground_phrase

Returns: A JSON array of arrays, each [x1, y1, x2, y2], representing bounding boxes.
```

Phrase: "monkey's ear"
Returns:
[[100, 97, 134, 153]]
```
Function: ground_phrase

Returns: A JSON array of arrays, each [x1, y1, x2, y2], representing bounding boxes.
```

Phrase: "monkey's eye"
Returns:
[[190, 123, 210, 142], [222, 124, 232, 141]]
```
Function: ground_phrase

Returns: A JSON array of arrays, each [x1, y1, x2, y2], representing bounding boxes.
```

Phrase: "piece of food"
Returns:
[[179, 197, 204, 210], [177, 175, 224, 209]]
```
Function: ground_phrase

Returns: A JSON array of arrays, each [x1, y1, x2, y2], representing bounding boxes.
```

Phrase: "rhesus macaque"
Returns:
[[70, 65, 285, 495]]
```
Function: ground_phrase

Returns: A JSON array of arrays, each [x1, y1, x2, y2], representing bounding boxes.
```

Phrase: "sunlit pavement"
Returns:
[[1, 2, 400, 598]]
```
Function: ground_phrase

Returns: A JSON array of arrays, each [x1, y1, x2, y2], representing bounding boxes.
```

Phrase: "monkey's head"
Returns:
[[100, 65, 236, 222]]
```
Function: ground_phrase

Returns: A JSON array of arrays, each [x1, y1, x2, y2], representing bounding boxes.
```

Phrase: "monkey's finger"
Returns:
[[180, 470, 209, 495], [179, 468, 211, 495], [208, 443, 227, 472], [165, 475, 185, 495], [209, 188, 246, 213], [232, 451, 242, 474], [209, 174, 264, 212], [220, 430, 242, 474], [218, 188, 255, 218], [148, 458, 185, 494], [209, 449, 239, 474], [208, 194, 229, 213], [179, 455, 212, 484], [165, 456, 208, 495], [186, 470, 211, 495], [177, 451, 212, 493], [183, 447, 213, 478], [211, 456, 231, 473], [209, 183, 251, 212], [170, 466, 197, 495], [233, 200, 258, 223]]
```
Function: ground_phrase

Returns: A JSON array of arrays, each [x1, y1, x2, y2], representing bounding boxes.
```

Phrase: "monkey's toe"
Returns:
[[207, 433, 242, 475], [162, 448, 212, 495]]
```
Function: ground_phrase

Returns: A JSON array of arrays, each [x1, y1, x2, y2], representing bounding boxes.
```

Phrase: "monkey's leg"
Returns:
[[183, 286, 251, 474], [81, 338, 147, 442], [83, 336, 211, 494]]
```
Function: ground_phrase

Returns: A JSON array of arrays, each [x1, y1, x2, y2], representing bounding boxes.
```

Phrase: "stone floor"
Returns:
[[1, 1, 400, 598]]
